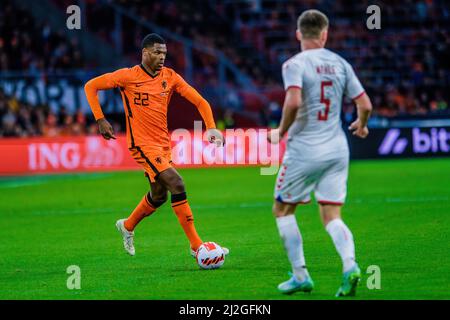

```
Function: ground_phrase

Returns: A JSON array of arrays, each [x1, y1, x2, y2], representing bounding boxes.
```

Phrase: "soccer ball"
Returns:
[[196, 242, 225, 270]]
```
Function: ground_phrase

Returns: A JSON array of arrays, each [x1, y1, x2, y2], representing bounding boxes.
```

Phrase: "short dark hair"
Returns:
[[141, 33, 166, 49], [297, 9, 329, 39]]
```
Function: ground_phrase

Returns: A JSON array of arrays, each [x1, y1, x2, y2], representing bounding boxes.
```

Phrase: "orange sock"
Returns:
[[171, 192, 203, 250], [124, 194, 156, 231]]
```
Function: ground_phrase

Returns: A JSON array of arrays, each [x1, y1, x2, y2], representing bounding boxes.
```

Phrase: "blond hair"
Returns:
[[297, 9, 329, 39]]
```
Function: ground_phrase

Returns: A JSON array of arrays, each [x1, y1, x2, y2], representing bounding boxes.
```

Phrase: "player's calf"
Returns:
[[170, 191, 203, 251], [123, 194, 158, 232], [117, 192, 164, 256]]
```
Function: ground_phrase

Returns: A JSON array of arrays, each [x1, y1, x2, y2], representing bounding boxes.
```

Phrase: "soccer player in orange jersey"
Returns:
[[84, 33, 228, 258]]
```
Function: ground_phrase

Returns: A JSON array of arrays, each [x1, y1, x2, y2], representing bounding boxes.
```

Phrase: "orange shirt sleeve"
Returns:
[[84, 68, 131, 121], [173, 73, 216, 129]]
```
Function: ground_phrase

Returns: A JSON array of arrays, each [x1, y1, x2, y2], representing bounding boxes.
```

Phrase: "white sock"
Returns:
[[276, 215, 309, 281], [326, 218, 356, 273]]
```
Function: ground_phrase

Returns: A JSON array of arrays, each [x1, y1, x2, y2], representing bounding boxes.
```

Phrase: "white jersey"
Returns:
[[282, 48, 364, 160]]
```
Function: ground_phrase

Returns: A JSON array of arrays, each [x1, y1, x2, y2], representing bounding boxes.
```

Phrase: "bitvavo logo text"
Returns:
[[378, 128, 450, 155]]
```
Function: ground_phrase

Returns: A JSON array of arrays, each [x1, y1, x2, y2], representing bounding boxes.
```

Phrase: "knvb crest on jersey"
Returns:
[[160, 80, 169, 96]]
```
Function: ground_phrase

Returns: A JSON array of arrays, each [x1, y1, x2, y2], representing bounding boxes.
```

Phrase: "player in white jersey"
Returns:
[[268, 9, 373, 297]]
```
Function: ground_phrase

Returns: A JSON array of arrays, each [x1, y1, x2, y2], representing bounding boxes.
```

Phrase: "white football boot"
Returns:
[[115, 219, 135, 256]]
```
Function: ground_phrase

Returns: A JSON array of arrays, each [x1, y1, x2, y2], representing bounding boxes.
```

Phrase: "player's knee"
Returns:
[[321, 215, 332, 227], [272, 204, 281, 216], [170, 177, 185, 194], [152, 193, 168, 203], [146, 192, 167, 208], [272, 202, 293, 217], [158, 169, 185, 194], [320, 209, 341, 227]]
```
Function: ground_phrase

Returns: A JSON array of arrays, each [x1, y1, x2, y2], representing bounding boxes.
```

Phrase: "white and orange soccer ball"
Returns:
[[196, 242, 225, 270]]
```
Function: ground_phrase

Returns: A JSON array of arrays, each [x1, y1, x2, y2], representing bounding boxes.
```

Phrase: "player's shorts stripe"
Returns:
[[275, 196, 311, 205], [136, 146, 159, 175]]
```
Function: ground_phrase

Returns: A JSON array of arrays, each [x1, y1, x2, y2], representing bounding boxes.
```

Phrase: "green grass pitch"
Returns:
[[0, 158, 449, 300]]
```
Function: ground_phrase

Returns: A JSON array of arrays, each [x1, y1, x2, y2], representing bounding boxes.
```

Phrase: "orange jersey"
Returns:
[[84, 64, 216, 149]]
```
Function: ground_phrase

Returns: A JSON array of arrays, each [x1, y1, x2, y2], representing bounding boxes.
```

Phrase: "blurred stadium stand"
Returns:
[[1, 0, 449, 138]]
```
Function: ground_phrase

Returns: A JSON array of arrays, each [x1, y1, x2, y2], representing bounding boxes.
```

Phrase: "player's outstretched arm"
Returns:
[[178, 84, 224, 146], [268, 87, 302, 144], [349, 92, 372, 139], [84, 73, 124, 140]]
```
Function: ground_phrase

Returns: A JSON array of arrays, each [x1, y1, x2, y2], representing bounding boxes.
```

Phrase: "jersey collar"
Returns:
[[140, 64, 161, 79]]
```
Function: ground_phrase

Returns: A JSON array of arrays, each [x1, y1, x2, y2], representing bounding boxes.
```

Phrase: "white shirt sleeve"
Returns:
[[282, 60, 304, 90], [344, 61, 365, 99]]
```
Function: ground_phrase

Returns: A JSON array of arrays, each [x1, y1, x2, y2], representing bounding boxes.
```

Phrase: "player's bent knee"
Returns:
[[158, 169, 185, 194], [320, 207, 342, 227], [153, 194, 168, 204], [163, 174, 185, 194], [146, 192, 166, 208], [272, 204, 278, 216], [171, 179, 185, 194], [272, 201, 295, 217]]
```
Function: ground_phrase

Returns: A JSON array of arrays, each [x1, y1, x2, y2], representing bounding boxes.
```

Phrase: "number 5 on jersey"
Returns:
[[318, 81, 332, 121]]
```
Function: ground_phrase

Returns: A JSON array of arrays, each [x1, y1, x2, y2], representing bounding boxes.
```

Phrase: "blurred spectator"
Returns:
[[1, 110, 19, 137], [416, 0, 428, 21], [42, 112, 60, 137], [223, 109, 236, 129], [224, 83, 242, 111], [0, 86, 96, 138], [267, 101, 282, 128]]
